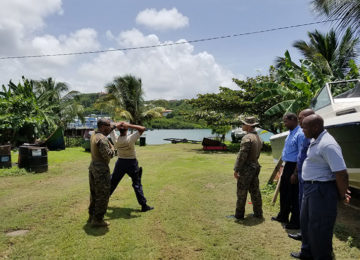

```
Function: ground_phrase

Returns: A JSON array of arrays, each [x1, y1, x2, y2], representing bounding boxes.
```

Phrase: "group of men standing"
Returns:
[[233, 111, 350, 260], [87, 111, 350, 259], [88, 119, 153, 228]]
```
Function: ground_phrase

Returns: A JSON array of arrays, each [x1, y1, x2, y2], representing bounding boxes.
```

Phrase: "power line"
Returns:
[[0, 18, 340, 60]]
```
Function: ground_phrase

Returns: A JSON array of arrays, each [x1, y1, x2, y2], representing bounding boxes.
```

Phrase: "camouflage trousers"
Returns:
[[235, 166, 262, 218], [88, 161, 111, 221]]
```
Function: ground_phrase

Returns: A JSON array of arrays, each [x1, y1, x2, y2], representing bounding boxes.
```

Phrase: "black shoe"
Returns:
[[288, 233, 302, 241], [251, 213, 264, 219], [290, 252, 313, 260], [141, 205, 154, 212], [285, 223, 300, 230], [271, 216, 288, 223]]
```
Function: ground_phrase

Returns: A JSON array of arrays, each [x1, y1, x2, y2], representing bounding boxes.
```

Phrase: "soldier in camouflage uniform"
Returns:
[[233, 116, 263, 220], [88, 118, 116, 227]]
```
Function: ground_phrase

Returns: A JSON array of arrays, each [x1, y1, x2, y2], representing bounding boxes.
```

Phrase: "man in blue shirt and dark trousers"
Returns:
[[272, 113, 304, 229], [291, 114, 351, 260]]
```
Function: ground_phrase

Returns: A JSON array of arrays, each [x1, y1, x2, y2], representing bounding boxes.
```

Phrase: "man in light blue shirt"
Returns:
[[272, 113, 304, 230], [291, 114, 350, 260]]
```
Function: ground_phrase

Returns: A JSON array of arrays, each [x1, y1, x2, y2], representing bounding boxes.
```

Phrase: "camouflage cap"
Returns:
[[241, 116, 259, 126]]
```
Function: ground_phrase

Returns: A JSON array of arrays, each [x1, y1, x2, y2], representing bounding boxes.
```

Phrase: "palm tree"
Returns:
[[293, 28, 358, 79], [102, 74, 164, 125], [312, 0, 360, 36]]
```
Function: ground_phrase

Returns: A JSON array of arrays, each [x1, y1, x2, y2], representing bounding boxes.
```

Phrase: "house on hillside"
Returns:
[[162, 110, 173, 117]]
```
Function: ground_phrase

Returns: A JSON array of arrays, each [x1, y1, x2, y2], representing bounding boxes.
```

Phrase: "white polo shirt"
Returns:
[[302, 130, 346, 182]]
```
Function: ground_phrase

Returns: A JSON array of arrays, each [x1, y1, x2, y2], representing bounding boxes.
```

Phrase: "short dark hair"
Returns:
[[283, 113, 298, 121], [97, 118, 110, 128], [119, 128, 127, 134]]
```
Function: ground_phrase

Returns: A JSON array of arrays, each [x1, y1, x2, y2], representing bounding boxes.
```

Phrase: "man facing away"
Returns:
[[272, 113, 304, 229], [88, 118, 116, 227], [110, 122, 154, 212], [233, 116, 263, 220], [288, 109, 315, 241], [291, 114, 351, 260]]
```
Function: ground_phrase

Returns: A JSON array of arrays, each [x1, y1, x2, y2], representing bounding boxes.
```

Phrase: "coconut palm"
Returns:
[[102, 74, 164, 125], [312, 0, 360, 36], [292, 28, 359, 79]]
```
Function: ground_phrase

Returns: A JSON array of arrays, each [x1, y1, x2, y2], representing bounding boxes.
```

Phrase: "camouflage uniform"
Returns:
[[88, 132, 115, 222], [234, 131, 263, 218]]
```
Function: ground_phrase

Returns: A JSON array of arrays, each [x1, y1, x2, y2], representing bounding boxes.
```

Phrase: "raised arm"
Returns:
[[118, 122, 146, 135]]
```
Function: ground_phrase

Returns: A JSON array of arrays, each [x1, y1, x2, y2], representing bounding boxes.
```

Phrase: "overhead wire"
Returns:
[[0, 18, 341, 60]]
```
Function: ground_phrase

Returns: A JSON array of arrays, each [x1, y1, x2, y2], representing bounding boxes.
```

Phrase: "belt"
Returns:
[[303, 180, 335, 184]]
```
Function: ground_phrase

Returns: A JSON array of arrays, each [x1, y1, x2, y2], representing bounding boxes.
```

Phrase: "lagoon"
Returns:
[[142, 129, 273, 145]]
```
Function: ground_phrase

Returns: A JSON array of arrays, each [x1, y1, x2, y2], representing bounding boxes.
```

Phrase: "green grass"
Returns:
[[0, 145, 359, 259]]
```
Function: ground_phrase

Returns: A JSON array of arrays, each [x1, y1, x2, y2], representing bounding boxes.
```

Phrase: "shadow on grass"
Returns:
[[82, 223, 109, 236], [234, 214, 265, 226], [106, 207, 141, 220]]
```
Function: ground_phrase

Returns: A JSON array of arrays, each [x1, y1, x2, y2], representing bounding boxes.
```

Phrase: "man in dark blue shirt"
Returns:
[[288, 109, 314, 241]]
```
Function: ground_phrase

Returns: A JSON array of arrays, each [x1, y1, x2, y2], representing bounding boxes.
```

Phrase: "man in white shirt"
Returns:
[[110, 122, 154, 212]]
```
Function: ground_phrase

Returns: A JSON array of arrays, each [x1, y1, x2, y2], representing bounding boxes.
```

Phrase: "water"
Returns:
[[142, 129, 273, 145]]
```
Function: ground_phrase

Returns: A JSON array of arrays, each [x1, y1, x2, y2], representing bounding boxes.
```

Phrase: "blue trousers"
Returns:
[[110, 158, 147, 206], [300, 181, 337, 260]]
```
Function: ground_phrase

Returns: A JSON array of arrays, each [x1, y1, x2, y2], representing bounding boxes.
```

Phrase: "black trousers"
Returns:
[[277, 161, 299, 225], [110, 158, 147, 206], [300, 181, 337, 259]]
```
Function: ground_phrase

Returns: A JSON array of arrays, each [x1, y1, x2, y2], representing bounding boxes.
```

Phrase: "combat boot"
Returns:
[[91, 219, 110, 227]]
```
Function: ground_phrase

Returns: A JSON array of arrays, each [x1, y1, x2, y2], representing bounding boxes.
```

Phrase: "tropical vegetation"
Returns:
[[0, 77, 83, 145], [312, 0, 360, 36], [95, 74, 164, 125]]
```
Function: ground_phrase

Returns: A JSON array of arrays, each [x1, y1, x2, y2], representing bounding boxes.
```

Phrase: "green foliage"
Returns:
[[0, 77, 84, 145], [188, 76, 284, 134], [99, 74, 164, 125], [65, 137, 85, 147], [312, 0, 360, 36]]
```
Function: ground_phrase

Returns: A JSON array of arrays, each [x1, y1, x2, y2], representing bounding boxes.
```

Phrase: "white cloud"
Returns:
[[0, 0, 63, 56], [136, 8, 189, 31], [0, 2, 240, 100], [77, 29, 240, 99]]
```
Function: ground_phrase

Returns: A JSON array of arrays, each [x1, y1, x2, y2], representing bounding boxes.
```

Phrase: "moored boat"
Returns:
[[270, 79, 360, 189]]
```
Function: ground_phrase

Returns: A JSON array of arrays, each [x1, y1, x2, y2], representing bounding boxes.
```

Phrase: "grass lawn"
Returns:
[[0, 144, 359, 259]]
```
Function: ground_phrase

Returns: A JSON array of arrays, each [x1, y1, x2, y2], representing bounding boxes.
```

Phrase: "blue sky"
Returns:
[[0, 0, 332, 99]]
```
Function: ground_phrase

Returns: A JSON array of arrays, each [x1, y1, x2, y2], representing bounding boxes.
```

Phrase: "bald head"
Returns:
[[298, 109, 315, 127], [302, 114, 324, 139]]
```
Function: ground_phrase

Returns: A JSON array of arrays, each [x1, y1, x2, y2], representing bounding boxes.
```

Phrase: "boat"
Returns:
[[270, 79, 360, 189], [202, 137, 227, 151], [231, 128, 247, 142]]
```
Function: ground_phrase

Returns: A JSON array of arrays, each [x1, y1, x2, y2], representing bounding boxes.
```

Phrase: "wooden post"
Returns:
[[268, 156, 283, 184]]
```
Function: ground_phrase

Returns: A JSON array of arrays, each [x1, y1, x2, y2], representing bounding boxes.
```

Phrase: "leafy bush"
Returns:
[[66, 137, 84, 147]]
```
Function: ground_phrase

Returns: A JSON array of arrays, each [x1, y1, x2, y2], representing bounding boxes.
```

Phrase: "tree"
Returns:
[[255, 51, 329, 117], [0, 77, 84, 145], [312, 0, 360, 36], [100, 74, 164, 125], [188, 76, 284, 134], [292, 28, 359, 78]]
